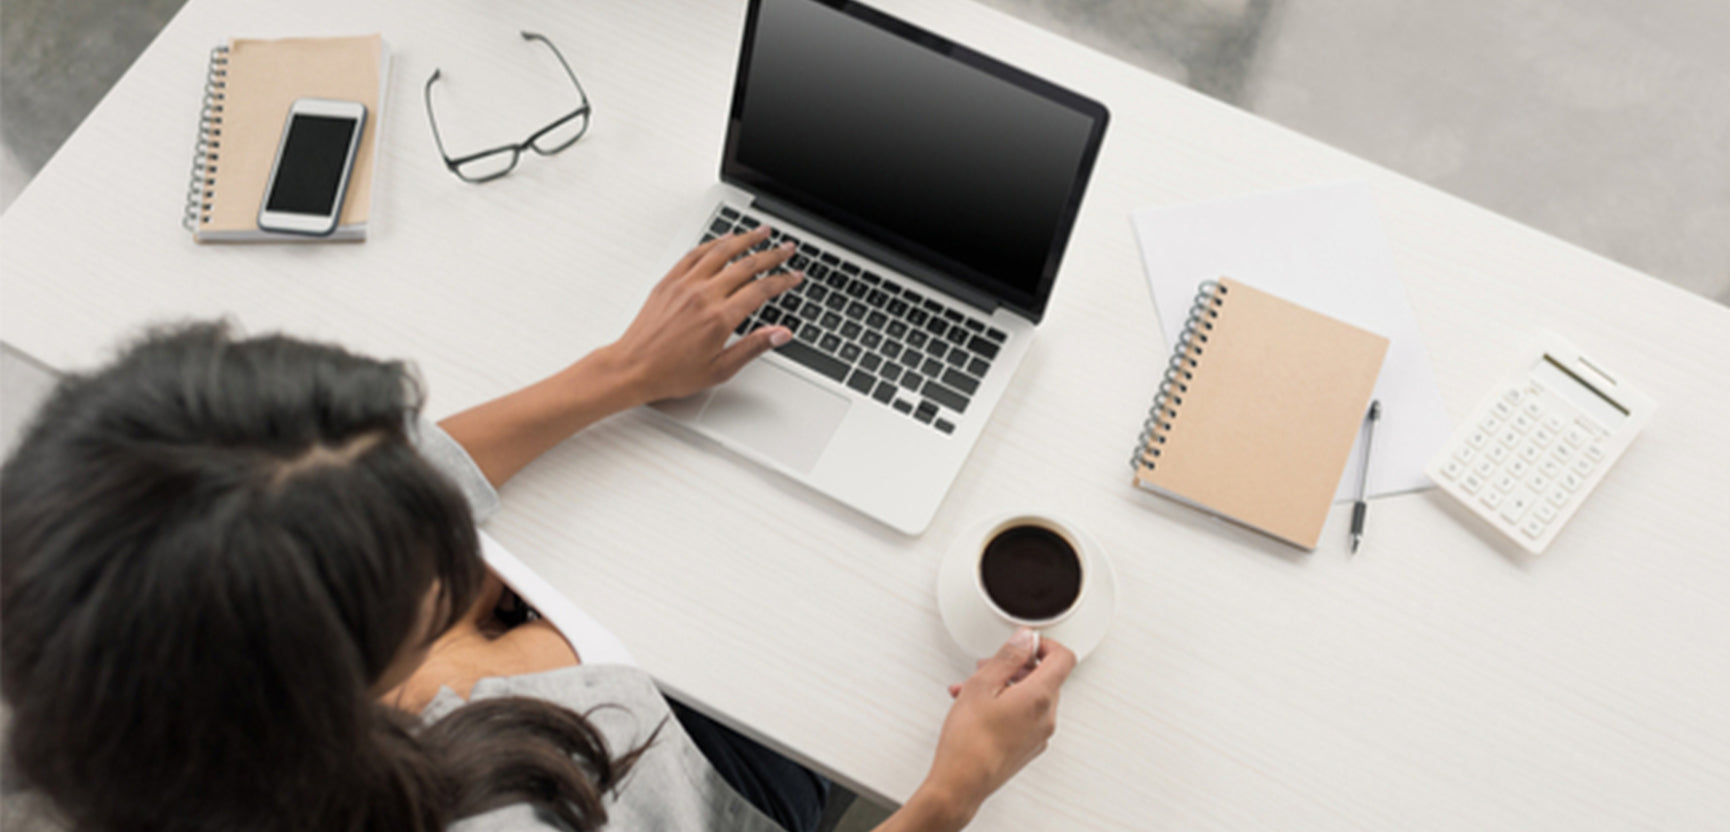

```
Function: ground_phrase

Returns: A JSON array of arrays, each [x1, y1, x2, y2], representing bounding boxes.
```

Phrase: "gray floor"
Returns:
[[2, 0, 1727, 829]]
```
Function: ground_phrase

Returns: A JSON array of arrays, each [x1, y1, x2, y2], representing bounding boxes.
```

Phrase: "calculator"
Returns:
[[1425, 333, 1655, 554]]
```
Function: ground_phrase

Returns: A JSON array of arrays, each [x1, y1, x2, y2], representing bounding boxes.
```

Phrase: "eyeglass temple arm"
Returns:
[[422, 69, 459, 164], [520, 31, 591, 109]]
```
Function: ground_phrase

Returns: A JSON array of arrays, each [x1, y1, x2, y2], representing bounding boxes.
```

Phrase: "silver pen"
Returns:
[[1350, 400, 1381, 553]]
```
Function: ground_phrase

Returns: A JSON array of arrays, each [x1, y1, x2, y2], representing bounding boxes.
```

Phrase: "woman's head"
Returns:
[[2, 322, 486, 828]]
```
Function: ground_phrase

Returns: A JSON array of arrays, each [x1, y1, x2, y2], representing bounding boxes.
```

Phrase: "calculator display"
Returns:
[[1534, 356, 1627, 427]]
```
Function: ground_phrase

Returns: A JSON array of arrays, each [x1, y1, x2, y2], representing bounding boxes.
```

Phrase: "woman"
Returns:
[[0, 226, 1074, 831]]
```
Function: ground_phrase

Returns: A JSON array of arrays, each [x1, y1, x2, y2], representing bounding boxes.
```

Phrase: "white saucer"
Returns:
[[936, 514, 1117, 661]]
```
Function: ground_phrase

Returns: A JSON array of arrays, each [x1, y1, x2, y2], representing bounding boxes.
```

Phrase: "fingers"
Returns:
[[664, 234, 730, 285], [1015, 637, 1077, 696], [694, 225, 774, 277], [709, 324, 794, 383], [716, 241, 798, 297], [963, 627, 1041, 698], [723, 268, 803, 322]]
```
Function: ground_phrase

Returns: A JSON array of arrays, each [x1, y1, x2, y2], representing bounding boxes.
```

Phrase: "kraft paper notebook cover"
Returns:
[[1131, 277, 1388, 549], [183, 35, 389, 242]]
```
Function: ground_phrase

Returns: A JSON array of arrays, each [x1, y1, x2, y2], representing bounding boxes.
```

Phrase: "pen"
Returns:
[[1350, 400, 1381, 553]]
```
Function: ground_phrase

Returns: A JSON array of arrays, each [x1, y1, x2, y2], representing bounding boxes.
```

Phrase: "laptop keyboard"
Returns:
[[702, 205, 1008, 435]]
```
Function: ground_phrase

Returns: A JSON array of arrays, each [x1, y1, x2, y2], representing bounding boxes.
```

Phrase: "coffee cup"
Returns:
[[974, 514, 1089, 628]]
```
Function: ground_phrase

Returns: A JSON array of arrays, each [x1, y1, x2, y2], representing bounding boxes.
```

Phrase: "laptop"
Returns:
[[652, 0, 1109, 534]]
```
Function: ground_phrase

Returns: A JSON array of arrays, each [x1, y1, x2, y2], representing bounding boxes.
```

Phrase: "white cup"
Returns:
[[974, 514, 1090, 628]]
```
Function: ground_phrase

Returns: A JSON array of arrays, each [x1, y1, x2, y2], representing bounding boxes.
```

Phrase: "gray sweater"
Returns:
[[413, 419, 783, 832]]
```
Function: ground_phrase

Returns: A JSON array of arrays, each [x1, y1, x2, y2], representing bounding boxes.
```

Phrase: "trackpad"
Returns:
[[698, 360, 849, 475]]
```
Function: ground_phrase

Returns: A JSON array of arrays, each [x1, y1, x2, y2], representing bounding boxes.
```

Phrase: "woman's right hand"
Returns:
[[886, 629, 1077, 831]]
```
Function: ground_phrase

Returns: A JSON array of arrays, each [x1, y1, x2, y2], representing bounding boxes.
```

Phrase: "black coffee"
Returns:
[[979, 524, 1083, 622]]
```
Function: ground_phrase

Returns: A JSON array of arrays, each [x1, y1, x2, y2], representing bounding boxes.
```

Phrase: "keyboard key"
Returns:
[[776, 339, 849, 383], [866, 311, 888, 329], [841, 321, 863, 341], [967, 335, 1000, 360], [927, 341, 949, 360], [886, 320, 909, 338], [825, 293, 847, 311], [738, 216, 760, 229], [859, 353, 882, 372], [846, 301, 867, 319], [862, 271, 882, 285], [907, 308, 930, 326], [900, 372, 924, 392], [840, 262, 860, 275], [846, 369, 875, 395], [701, 234, 717, 244], [1486, 444, 1509, 463], [760, 306, 782, 325], [902, 290, 925, 305], [1500, 490, 1535, 523], [807, 284, 829, 302], [946, 327, 969, 345], [867, 290, 889, 308], [734, 317, 752, 336], [942, 368, 979, 395], [922, 380, 971, 413], [914, 401, 938, 424], [907, 331, 929, 349], [1461, 473, 1484, 494], [904, 350, 925, 369], [840, 342, 862, 363], [719, 207, 741, 221], [845, 280, 868, 299], [709, 219, 733, 235], [945, 348, 968, 367], [882, 341, 903, 360], [922, 299, 944, 313], [964, 318, 985, 332], [887, 299, 910, 317], [1521, 517, 1547, 540], [935, 418, 955, 434], [986, 327, 1007, 343], [826, 271, 849, 290], [808, 263, 830, 279], [880, 362, 903, 383], [880, 282, 902, 296], [943, 308, 963, 323], [779, 294, 801, 311], [928, 318, 950, 337], [872, 380, 897, 403], [861, 331, 882, 349], [922, 358, 945, 377], [819, 252, 840, 266], [801, 300, 823, 319], [967, 357, 991, 377], [799, 243, 820, 257], [892, 399, 913, 414], [821, 312, 842, 330]]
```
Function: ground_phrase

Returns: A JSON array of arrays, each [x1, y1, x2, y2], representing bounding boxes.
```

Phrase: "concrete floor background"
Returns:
[[2, 0, 1728, 829]]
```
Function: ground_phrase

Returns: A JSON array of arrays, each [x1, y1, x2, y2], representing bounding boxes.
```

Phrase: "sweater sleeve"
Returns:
[[409, 416, 502, 524]]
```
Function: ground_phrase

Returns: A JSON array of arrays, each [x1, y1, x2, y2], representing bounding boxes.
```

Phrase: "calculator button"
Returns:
[[1503, 388, 1522, 405], [1499, 429, 1521, 447], [1530, 427, 1554, 448], [1560, 471, 1584, 492], [1547, 487, 1570, 507], [1552, 443, 1574, 463], [1539, 459, 1563, 479], [1534, 502, 1557, 523], [1526, 474, 1549, 493], [1486, 444, 1510, 464], [1467, 430, 1489, 449], [1544, 416, 1565, 433], [1512, 413, 1535, 433], [1474, 459, 1497, 478], [1479, 490, 1503, 510], [1494, 474, 1518, 493], [1439, 459, 1464, 480], [1479, 416, 1502, 433], [1522, 517, 1548, 539], [1506, 459, 1529, 478], [1564, 427, 1588, 447], [1492, 400, 1514, 419], [1522, 401, 1544, 420], [1518, 443, 1542, 463], [1461, 474, 1485, 494], [1454, 445, 1476, 463], [1500, 491, 1535, 523], [1570, 456, 1595, 476], [1583, 443, 1605, 463]]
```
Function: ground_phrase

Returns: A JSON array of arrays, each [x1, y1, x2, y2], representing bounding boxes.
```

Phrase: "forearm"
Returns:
[[437, 345, 647, 489], [872, 782, 978, 832]]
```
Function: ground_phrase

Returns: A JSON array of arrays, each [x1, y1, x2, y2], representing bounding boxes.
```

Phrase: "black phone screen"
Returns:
[[265, 114, 359, 215]]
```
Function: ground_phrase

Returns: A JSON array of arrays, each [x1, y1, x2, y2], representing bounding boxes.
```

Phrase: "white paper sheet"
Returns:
[[1131, 181, 1450, 501]]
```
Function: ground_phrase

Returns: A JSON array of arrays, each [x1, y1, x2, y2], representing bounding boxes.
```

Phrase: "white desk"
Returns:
[[4, 0, 1728, 828]]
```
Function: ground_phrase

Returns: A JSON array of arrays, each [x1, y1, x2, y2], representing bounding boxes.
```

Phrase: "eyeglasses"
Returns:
[[424, 31, 593, 183]]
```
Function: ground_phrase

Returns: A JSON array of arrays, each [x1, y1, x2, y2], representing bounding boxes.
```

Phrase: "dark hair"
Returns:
[[1, 323, 647, 831]]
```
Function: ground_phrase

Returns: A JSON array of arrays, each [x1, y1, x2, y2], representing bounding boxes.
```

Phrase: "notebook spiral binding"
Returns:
[[1131, 279, 1230, 471], [182, 45, 230, 232]]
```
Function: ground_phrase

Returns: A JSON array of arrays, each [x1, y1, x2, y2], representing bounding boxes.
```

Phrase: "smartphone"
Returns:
[[257, 98, 368, 236]]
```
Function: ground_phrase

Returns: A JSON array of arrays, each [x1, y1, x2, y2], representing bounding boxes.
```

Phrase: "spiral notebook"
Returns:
[[1131, 277, 1388, 549], [183, 35, 389, 242]]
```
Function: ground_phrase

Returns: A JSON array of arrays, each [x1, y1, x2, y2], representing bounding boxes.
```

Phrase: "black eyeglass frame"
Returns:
[[424, 31, 593, 183]]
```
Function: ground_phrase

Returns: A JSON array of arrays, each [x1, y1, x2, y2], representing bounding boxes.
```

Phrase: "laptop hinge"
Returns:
[[749, 193, 1003, 315]]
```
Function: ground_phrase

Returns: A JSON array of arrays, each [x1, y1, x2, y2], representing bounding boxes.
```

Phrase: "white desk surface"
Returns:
[[4, 0, 1728, 828]]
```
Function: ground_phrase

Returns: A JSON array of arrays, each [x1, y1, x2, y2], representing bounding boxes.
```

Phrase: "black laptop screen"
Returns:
[[724, 0, 1108, 321]]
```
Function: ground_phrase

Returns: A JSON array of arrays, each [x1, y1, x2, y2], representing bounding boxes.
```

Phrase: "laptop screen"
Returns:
[[723, 0, 1109, 322]]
